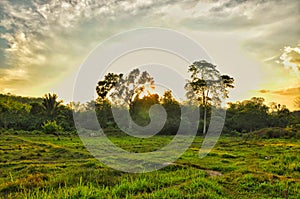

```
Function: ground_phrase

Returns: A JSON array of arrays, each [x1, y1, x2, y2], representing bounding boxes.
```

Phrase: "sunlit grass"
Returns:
[[0, 133, 299, 198]]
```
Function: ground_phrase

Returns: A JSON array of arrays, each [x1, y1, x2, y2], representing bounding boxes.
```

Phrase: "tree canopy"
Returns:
[[185, 60, 234, 134]]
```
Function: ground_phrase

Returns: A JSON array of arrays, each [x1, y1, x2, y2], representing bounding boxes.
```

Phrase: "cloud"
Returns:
[[259, 89, 270, 94], [182, 0, 299, 30], [0, 0, 299, 100], [259, 86, 300, 96], [144, 0, 300, 90], [279, 45, 300, 75], [0, 0, 181, 95], [272, 86, 300, 96], [181, 0, 300, 62]]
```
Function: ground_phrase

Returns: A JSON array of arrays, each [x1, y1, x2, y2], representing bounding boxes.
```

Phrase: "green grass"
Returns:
[[0, 133, 299, 198]]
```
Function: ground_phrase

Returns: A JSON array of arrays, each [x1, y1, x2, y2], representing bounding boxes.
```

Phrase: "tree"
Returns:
[[268, 103, 291, 127], [95, 98, 115, 128], [30, 102, 43, 115], [0, 93, 74, 131], [110, 68, 154, 107], [131, 93, 160, 126], [0, 96, 31, 129], [225, 97, 270, 132], [58, 105, 75, 131], [185, 60, 234, 134], [220, 75, 235, 98], [160, 90, 181, 135], [109, 68, 155, 131], [96, 73, 123, 99], [42, 93, 62, 120], [94, 69, 155, 133], [161, 90, 179, 105]]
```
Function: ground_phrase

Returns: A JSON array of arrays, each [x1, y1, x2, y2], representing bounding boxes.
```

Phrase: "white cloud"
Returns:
[[0, 0, 194, 97], [279, 45, 300, 75]]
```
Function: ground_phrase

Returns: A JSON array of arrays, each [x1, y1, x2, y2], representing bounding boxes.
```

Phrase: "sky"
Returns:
[[0, 0, 299, 109]]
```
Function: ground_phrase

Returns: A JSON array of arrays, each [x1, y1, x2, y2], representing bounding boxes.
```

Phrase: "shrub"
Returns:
[[42, 120, 63, 137], [246, 127, 298, 139]]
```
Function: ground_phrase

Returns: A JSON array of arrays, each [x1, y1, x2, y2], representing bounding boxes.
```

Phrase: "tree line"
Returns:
[[0, 60, 299, 137], [0, 93, 74, 132]]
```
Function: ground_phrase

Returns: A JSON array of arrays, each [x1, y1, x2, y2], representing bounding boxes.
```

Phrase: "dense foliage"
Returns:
[[1, 92, 298, 137], [42, 120, 63, 139], [224, 97, 299, 135], [0, 93, 74, 132], [0, 61, 299, 136]]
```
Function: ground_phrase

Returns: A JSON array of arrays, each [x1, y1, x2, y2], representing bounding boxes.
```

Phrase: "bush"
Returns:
[[246, 127, 298, 139], [42, 120, 63, 135]]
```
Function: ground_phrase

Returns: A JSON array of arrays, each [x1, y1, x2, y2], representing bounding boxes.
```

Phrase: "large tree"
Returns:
[[95, 69, 155, 131], [110, 68, 154, 109], [95, 73, 123, 129], [109, 68, 155, 131], [96, 73, 123, 99], [185, 60, 234, 134]]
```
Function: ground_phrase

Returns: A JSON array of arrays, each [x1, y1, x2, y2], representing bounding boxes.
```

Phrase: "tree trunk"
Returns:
[[129, 117, 133, 130], [129, 102, 133, 130], [203, 106, 207, 135]]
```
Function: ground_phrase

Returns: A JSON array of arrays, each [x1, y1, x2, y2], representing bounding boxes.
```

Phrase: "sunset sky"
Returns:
[[0, 0, 299, 109]]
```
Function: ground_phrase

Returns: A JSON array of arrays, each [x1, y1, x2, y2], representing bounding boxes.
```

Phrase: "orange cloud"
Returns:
[[272, 86, 300, 96], [259, 86, 300, 96], [259, 89, 270, 94]]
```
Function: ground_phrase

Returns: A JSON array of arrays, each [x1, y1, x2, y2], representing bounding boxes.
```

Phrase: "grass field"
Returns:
[[0, 132, 299, 198]]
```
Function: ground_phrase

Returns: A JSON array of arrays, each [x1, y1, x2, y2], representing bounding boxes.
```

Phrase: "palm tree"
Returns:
[[42, 93, 62, 119]]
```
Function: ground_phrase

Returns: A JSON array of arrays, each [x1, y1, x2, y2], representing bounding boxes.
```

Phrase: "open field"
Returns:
[[0, 133, 299, 198]]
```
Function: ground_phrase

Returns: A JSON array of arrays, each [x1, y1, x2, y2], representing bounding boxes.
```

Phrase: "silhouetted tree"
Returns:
[[96, 73, 123, 99], [226, 97, 270, 132], [160, 90, 181, 134], [110, 68, 154, 107], [185, 60, 234, 134], [131, 93, 160, 126], [109, 69, 155, 129]]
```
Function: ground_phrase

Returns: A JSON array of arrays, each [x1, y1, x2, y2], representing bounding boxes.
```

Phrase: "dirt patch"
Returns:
[[205, 169, 222, 177]]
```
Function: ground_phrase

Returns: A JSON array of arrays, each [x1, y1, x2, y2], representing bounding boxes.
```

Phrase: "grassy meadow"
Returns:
[[0, 132, 299, 199], [1, 0, 300, 198]]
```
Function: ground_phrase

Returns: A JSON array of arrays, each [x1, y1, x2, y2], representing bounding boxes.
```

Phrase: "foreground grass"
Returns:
[[0, 133, 299, 198]]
